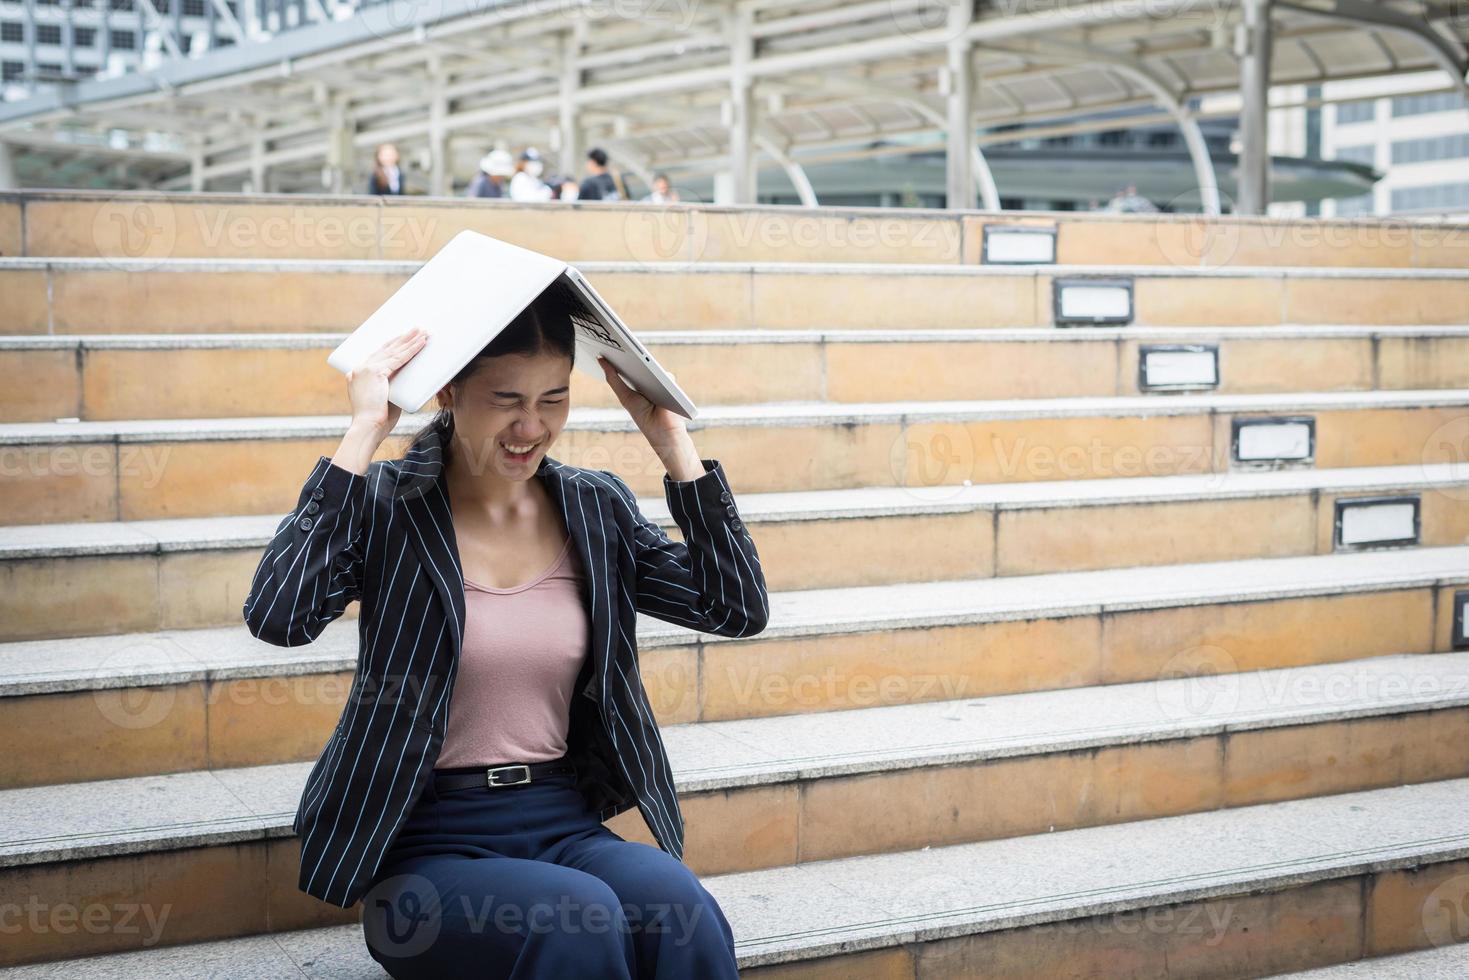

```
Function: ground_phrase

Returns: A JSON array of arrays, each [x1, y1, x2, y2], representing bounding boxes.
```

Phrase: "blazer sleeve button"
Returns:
[[306, 501, 321, 514], [311, 487, 326, 500], [298, 516, 315, 531]]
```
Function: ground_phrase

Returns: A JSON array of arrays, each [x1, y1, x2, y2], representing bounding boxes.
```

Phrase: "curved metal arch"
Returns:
[[773, 73, 1001, 210], [1276, 0, 1469, 103], [1008, 40, 1222, 214], [754, 126, 818, 207]]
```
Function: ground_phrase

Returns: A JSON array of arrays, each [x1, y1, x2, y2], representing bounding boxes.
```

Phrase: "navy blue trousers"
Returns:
[[360, 764, 740, 979]]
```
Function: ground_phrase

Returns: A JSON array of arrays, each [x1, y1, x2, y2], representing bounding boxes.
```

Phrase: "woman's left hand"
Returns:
[[599, 356, 705, 481], [598, 355, 687, 447]]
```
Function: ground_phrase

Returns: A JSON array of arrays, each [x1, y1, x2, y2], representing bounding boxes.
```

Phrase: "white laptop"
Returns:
[[326, 230, 698, 419]]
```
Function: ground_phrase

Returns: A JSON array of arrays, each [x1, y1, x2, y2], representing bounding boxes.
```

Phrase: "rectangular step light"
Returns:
[[982, 224, 1057, 264], [1138, 344, 1220, 391], [1053, 277, 1134, 326], [1231, 416, 1316, 467], [1333, 494, 1420, 550], [1455, 591, 1469, 651]]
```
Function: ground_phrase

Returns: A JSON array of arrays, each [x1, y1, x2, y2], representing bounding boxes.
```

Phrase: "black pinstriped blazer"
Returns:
[[242, 415, 769, 908]]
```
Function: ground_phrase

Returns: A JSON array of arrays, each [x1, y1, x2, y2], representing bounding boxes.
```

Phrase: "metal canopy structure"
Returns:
[[0, 0, 1466, 213]]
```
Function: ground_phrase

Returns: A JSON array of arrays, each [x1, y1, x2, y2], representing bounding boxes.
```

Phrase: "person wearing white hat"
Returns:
[[509, 147, 554, 203], [467, 149, 515, 198]]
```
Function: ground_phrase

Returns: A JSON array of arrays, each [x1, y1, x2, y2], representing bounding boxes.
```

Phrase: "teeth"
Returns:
[[502, 442, 537, 454]]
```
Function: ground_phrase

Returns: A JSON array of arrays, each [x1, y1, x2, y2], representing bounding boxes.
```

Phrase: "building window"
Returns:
[[2, 61, 24, 81], [1392, 133, 1469, 166], [1333, 144, 1375, 166], [1335, 99, 1376, 125], [183, 0, 206, 14], [1391, 92, 1467, 118], [110, 28, 135, 48], [109, 0, 134, 11], [1392, 183, 1469, 213], [75, 26, 95, 46], [1334, 194, 1376, 217], [0, 22, 22, 43], [36, 23, 62, 44]]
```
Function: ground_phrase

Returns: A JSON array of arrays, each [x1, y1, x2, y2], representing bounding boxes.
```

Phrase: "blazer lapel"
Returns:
[[390, 418, 618, 708]]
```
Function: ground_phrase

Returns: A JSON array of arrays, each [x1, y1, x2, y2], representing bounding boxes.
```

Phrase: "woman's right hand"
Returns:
[[346, 326, 430, 437]]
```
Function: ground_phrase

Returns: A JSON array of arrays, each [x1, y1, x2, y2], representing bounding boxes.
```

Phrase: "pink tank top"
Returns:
[[435, 535, 590, 769]]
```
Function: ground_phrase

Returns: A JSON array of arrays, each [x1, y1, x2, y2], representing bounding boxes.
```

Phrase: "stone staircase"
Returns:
[[2, 190, 1469, 977]]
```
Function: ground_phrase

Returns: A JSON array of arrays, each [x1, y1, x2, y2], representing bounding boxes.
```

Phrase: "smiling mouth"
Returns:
[[501, 440, 542, 458]]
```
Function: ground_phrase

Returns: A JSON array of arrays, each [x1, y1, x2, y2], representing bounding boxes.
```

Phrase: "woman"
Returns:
[[369, 142, 406, 195], [242, 291, 767, 978]]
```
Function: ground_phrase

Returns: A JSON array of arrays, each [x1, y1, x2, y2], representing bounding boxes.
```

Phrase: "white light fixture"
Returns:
[[982, 224, 1057, 264], [1334, 495, 1420, 550], [1139, 345, 1219, 391], [1231, 416, 1315, 467], [1053, 277, 1134, 326]]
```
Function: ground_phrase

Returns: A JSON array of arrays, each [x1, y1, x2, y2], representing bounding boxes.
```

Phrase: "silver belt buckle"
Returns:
[[485, 764, 532, 787]]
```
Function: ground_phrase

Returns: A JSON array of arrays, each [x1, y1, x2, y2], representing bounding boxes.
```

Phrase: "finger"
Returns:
[[383, 336, 428, 371], [371, 331, 428, 371], [376, 327, 423, 353]]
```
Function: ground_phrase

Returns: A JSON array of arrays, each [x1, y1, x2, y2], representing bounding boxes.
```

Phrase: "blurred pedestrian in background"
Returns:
[[368, 142, 405, 195], [510, 147, 554, 202], [578, 147, 622, 201], [467, 149, 515, 198]]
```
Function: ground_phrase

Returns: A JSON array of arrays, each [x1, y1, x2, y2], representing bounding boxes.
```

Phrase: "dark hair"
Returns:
[[408, 283, 579, 462], [587, 147, 609, 167]]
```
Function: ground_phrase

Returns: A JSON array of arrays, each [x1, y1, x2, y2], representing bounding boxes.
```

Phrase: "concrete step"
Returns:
[[2, 770, 1468, 972], [5, 388, 1468, 524], [7, 190, 1467, 270], [7, 258, 1469, 332], [4, 543, 1467, 781], [1267, 943, 1469, 977], [3, 462, 1465, 641], [9, 325, 1469, 422]]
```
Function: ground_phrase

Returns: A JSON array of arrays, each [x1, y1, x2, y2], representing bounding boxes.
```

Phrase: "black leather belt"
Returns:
[[433, 759, 577, 791]]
